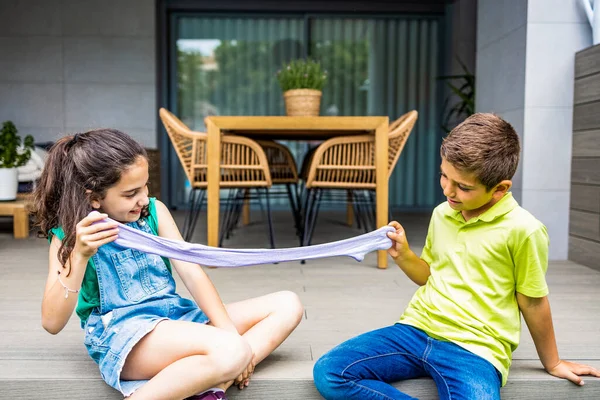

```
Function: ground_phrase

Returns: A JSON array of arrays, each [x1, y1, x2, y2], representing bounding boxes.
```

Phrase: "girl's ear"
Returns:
[[86, 189, 101, 209]]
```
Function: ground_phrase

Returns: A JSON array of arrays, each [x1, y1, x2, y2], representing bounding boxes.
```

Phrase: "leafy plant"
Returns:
[[438, 59, 475, 133], [0, 121, 35, 168], [276, 59, 327, 92]]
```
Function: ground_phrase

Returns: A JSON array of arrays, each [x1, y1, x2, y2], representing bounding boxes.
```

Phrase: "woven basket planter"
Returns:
[[283, 89, 322, 116]]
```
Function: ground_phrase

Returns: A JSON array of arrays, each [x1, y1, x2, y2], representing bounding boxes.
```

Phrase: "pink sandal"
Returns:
[[186, 388, 228, 400]]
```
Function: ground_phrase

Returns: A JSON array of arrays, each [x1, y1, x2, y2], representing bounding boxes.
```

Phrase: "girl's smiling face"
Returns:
[[91, 156, 150, 223]]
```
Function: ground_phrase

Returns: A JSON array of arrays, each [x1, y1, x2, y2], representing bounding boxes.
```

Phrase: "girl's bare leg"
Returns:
[[123, 320, 251, 400], [223, 290, 304, 381]]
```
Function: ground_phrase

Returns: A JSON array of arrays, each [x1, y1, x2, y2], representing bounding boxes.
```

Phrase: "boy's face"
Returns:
[[440, 158, 509, 221], [90, 156, 150, 223]]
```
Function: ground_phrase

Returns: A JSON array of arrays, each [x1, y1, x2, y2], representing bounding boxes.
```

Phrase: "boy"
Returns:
[[313, 113, 600, 399]]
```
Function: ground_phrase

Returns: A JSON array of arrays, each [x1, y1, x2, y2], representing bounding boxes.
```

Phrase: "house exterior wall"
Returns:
[[570, 44, 600, 271], [476, 0, 592, 260], [0, 0, 157, 148]]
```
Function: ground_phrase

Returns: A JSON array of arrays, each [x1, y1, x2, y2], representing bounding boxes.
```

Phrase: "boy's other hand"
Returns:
[[547, 360, 600, 386], [387, 221, 410, 261]]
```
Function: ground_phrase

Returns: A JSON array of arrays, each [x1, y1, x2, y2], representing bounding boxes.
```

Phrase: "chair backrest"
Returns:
[[159, 108, 272, 188], [159, 108, 207, 185], [387, 110, 418, 179]]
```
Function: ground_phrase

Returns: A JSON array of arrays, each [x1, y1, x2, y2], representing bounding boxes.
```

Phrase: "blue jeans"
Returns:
[[313, 323, 501, 400]]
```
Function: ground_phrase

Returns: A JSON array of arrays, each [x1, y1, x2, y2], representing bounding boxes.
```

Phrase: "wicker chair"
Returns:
[[255, 140, 302, 236], [159, 108, 275, 246], [301, 110, 418, 245]]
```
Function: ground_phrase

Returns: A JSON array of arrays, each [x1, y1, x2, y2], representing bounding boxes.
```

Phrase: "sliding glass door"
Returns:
[[169, 13, 441, 209]]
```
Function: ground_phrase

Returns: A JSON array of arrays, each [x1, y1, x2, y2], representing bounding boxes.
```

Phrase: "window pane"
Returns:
[[311, 17, 441, 207]]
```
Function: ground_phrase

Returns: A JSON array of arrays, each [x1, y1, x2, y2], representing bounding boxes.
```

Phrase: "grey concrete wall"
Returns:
[[0, 0, 157, 148], [476, 0, 528, 204], [476, 0, 592, 260]]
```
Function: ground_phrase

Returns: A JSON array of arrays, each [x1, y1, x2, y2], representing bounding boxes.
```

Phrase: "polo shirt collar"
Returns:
[[445, 192, 518, 223]]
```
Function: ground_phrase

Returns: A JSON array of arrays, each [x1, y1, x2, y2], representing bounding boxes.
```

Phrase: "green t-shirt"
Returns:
[[399, 192, 549, 386], [49, 198, 172, 327]]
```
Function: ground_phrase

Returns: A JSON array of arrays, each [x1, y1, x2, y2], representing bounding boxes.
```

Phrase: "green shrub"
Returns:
[[0, 121, 35, 168], [277, 59, 327, 92]]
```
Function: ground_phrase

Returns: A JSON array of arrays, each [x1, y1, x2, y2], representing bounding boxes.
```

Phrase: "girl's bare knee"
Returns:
[[276, 290, 304, 325], [210, 332, 253, 380]]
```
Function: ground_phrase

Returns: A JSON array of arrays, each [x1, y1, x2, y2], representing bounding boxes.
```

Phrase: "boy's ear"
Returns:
[[493, 180, 512, 197]]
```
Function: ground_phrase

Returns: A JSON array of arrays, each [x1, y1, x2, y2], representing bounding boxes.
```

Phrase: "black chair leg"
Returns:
[[353, 190, 371, 233], [219, 190, 237, 246], [264, 188, 275, 249], [286, 183, 302, 237], [301, 189, 316, 247], [306, 189, 323, 245], [184, 189, 205, 242]]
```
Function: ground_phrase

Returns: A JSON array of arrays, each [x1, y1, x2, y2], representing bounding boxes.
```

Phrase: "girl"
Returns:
[[32, 129, 304, 400]]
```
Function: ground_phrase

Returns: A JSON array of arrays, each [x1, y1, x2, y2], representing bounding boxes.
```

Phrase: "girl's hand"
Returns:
[[546, 360, 600, 385], [74, 212, 119, 259], [235, 351, 256, 390], [387, 221, 410, 261]]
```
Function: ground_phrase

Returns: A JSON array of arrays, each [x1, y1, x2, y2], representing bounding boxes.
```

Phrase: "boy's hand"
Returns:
[[74, 212, 119, 259], [387, 221, 410, 261], [546, 360, 600, 385]]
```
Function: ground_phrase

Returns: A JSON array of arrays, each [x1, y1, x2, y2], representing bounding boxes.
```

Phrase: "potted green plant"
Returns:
[[437, 59, 475, 133], [277, 59, 327, 116], [0, 121, 34, 200]]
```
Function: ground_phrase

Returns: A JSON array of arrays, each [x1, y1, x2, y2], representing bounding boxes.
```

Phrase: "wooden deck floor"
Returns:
[[1, 210, 599, 399]]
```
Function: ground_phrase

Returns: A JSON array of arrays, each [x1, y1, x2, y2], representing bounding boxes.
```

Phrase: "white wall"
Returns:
[[476, 0, 592, 260], [0, 0, 157, 148]]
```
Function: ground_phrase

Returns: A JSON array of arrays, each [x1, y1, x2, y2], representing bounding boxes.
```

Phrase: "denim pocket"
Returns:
[[111, 248, 169, 302]]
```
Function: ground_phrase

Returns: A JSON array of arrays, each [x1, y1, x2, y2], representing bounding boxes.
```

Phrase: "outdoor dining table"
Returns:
[[205, 116, 390, 269]]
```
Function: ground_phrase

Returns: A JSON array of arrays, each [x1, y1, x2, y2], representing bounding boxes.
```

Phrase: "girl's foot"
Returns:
[[186, 388, 228, 400]]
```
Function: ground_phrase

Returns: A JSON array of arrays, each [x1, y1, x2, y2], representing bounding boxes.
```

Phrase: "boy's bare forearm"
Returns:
[[393, 250, 431, 286], [517, 293, 560, 371]]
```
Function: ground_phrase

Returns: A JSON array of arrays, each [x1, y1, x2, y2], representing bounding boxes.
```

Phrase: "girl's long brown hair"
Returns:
[[32, 129, 147, 274]]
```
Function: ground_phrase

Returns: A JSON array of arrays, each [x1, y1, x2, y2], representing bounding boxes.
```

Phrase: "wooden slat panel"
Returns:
[[569, 236, 600, 271], [571, 158, 600, 185], [575, 43, 600, 78], [571, 184, 600, 213], [572, 130, 600, 157], [569, 210, 600, 241], [575, 73, 600, 104], [573, 101, 600, 131]]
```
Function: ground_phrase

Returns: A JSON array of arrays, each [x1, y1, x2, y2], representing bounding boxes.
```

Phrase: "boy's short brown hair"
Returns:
[[440, 113, 520, 190]]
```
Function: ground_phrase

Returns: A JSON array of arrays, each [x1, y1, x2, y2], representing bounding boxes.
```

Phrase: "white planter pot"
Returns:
[[0, 168, 18, 201]]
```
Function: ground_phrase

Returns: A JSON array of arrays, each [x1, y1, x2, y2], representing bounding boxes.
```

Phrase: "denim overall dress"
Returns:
[[83, 215, 209, 396]]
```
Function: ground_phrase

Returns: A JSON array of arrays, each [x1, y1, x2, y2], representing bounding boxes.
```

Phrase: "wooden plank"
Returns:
[[572, 130, 600, 157], [208, 116, 388, 131], [570, 184, 600, 213], [573, 101, 600, 131], [571, 158, 600, 185], [569, 210, 600, 241], [575, 73, 600, 104], [575, 43, 600, 78], [569, 236, 600, 271]]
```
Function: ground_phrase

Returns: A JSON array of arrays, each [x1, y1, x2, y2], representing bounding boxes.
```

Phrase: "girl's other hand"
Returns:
[[387, 221, 410, 261], [234, 351, 255, 389], [74, 211, 119, 259]]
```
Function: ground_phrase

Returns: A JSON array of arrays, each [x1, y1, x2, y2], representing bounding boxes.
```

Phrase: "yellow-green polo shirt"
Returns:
[[399, 192, 549, 386]]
